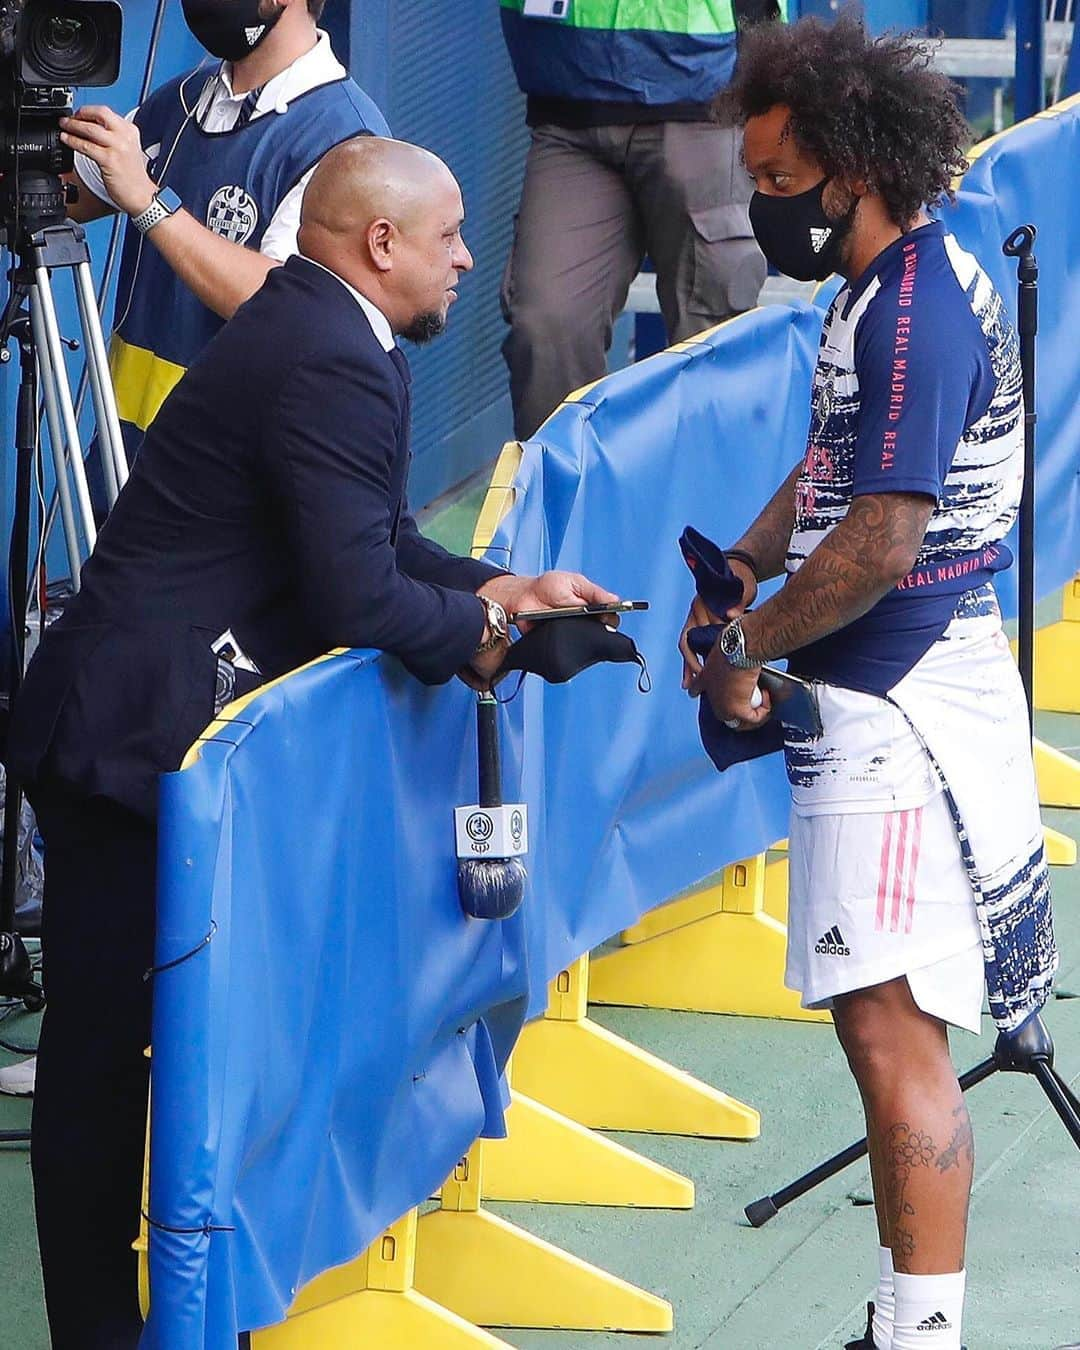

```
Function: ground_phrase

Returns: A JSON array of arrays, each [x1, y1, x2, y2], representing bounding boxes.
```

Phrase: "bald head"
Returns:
[[301, 137, 453, 241], [298, 136, 473, 341]]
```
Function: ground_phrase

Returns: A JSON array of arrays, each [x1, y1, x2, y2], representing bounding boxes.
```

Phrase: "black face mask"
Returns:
[[182, 0, 284, 63], [498, 617, 650, 693], [749, 179, 856, 282]]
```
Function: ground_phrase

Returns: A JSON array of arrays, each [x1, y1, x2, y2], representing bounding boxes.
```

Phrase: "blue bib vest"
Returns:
[[109, 65, 389, 462]]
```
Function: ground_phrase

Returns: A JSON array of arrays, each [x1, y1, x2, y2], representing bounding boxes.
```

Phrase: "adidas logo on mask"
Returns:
[[916, 1311, 952, 1332], [815, 926, 850, 956], [810, 226, 832, 253], [245, 26, 266, 47]]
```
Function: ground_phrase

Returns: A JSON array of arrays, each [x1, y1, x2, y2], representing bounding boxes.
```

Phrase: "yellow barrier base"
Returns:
[[1035, 738, 1080, 809], [483, 1088, 695, 1208], [763, 849, 789, 924], [1018, 575, 1080, 714], [253, 1211, 508, 1348], [512, 955, 760, 1139], [416, 1146, 673, 1333], [590, 856, 829, 1025], [1045, 824, 1078, 867]]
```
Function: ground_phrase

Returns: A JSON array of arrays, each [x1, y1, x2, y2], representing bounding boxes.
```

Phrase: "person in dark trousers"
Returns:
[[499, 0, 784, 439], [682, 18, 1055, 1350], [6, 136, 617, 1349]]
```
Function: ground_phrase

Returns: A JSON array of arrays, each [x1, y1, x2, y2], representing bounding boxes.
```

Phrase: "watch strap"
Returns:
[[720, 618, 757, 669], [131, 187, 181, 235]]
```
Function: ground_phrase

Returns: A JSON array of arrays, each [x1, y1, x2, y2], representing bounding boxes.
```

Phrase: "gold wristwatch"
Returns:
[[475, 596, 510, 654]]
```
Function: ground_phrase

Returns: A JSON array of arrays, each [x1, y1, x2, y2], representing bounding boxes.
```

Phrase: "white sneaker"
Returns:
[[0, 1056, 36, 1096]]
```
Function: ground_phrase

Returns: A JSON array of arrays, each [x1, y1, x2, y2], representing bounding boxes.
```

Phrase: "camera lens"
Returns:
[[25, 11, 102, 84]]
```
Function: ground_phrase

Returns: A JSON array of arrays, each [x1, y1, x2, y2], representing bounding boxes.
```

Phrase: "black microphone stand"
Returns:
[[743, 225, 1080, 1231]]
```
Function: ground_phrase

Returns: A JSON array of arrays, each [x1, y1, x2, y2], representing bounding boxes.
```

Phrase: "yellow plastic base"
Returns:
[[1012, 575, 1080, 713], [512, 957, 760, 1139], [592, 856, 829, 1025], [253, 1211, 509, 1348], [1034, 738, 1080, 809], [763, 851, 789, 924], [482, 1088, 694, 1208], [416, 1208, 672, 1332], [254, 1286, 509, 1348], [416, 1144, 673, 1333], [1044, 823, 1078, 867]]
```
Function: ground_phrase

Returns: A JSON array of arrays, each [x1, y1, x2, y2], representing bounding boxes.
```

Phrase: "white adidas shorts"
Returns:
[[785, 785, 986, 1034]]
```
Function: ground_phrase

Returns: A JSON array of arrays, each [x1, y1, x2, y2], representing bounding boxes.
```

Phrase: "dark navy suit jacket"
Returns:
[[7, 257, 501, 817]]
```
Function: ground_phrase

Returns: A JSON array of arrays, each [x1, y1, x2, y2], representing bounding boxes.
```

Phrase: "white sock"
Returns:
[[872, 1246, 895, 1349], [892, 1270, 965, 1350]]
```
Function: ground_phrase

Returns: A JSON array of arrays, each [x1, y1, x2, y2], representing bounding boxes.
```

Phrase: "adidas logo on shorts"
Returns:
[[814, 926, 851, 956], [916, 1311, 952, 1331]]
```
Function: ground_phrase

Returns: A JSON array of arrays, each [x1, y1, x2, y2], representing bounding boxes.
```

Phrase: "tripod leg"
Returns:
[[30, 304, 84, 585], [73, 261, 128, 497], [31, 267, 97, 554], [745, 1054, 999, 1227], [1030, 1060, 1080, 1147], [745, 1136, 869, 1226]]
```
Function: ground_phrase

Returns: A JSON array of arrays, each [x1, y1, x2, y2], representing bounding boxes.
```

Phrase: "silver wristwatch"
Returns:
[[131, 187, 182, 236], [718, 617, 757, 669], [476, 596, 510, 655]]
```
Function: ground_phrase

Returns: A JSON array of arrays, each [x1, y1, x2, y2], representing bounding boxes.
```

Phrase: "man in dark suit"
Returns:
[[5, 136, 617, 1349]]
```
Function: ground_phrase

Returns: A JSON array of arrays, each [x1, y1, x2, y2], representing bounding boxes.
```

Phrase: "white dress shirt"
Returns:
[[75, 31, 347, 261]]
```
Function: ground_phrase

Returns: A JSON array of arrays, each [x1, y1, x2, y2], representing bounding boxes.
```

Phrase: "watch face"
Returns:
[[720, 625, 740, 656]]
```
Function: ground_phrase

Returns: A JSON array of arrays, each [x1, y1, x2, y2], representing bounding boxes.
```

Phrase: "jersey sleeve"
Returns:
[[851, 255, 994, 501]]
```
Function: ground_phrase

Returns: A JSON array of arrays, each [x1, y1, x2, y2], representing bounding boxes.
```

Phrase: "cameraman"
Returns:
[[59, 0, 388, 463]]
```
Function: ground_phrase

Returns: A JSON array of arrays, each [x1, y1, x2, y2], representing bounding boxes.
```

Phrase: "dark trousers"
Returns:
[[30, 785, 156, 1350], [501, 121, 767, 439]]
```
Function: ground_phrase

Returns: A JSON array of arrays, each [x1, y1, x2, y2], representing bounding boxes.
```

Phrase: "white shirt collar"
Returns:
[[302, 259, 397, 353], [209, 29, 345, 119]]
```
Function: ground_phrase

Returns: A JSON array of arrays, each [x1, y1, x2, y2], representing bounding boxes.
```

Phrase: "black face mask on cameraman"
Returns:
[[182, 0, 285, 64], [749, 178, 857, 282]]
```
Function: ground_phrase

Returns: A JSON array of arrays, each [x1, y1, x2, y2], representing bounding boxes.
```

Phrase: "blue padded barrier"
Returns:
[[144, 99, 1080, 1344], [948, 98, 1080, 611], [143, 653, 528, 1348]]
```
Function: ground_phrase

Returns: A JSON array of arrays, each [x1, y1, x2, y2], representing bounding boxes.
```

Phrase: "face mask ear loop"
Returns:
[[635, 652, 652, 694], [493, 671, 526, 705]]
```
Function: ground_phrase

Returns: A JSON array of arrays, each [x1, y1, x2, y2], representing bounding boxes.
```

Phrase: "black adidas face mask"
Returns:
[[182, 0, 284, 63], [749, 178, 856, 282]]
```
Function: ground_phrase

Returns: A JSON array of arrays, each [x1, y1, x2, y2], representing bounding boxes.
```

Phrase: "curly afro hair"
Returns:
[[716, 14, 970, 228]]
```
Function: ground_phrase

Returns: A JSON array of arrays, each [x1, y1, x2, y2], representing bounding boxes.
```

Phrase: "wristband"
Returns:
[[724, 548, 760, 581]]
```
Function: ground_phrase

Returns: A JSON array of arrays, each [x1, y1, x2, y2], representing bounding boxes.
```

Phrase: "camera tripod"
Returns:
[[0, 169, 128, 1016], [745, 224, 1080, 1231]]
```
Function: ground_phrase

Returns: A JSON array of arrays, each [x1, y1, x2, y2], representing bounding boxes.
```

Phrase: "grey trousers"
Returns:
[[501, 120, 766, 439]]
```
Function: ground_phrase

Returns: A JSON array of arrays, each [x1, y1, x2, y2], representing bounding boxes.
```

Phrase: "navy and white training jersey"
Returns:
[[785, 220, 1024, 694]]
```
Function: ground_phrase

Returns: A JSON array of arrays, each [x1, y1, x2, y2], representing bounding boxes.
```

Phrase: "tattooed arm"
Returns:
[[729, 459, 804, 583], [690, 490, 934, 726], [739, 490, 934, 663]]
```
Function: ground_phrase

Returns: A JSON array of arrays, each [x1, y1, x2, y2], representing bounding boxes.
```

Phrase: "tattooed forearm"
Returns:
[[729, 461, 804, 582], [936, 1104, 974, 1174], [740, 491, 934, 663]]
